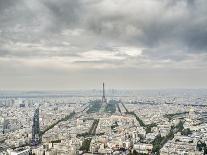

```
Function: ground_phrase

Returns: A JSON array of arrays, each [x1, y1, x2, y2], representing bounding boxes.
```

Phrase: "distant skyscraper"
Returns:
[[0, 117, 4, 134], [102, 82, 107, 103], [31, 107, 41, 146]]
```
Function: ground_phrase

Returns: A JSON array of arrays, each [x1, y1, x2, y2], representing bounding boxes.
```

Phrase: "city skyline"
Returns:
[[0, 0, 207, 90]]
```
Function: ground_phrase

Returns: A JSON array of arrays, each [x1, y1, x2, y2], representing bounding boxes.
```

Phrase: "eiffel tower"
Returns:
[[102, 82, 107, 104]]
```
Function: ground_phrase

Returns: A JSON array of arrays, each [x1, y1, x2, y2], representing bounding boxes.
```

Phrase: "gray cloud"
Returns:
[[1, 0, 207, 54], [0, 0, 207, 89]]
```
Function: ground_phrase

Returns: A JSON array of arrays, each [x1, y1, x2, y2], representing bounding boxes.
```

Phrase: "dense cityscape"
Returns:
[[1, 0, 207, 154], [0, 85, 207, 155]]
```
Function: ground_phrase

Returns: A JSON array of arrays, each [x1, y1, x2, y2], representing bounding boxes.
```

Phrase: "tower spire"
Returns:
[[103, 82, 105, 97], [102, 82, 107, 103]]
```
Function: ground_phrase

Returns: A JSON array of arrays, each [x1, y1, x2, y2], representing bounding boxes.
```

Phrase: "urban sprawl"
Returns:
[[0, 85, 207, 155]]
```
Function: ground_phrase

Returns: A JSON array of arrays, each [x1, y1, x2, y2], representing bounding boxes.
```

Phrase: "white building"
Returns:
[[7, 148, 30, 155]]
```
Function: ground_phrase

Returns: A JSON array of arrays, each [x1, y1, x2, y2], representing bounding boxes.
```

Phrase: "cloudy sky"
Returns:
[[0, 0, 207, 90]]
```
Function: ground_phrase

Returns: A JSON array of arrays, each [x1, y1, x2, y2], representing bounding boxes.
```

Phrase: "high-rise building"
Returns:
[[102, 82, 107, 104], [31, 108, 41, 146], [0, 116, 4, 134]]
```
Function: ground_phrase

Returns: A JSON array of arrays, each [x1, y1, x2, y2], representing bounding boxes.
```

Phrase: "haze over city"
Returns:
[[1, 1, 207, 155], [0, 0, 207, 90]]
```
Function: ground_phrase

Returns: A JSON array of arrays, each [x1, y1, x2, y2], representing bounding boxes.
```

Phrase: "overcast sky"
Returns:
[[0, 0, 207, 90]]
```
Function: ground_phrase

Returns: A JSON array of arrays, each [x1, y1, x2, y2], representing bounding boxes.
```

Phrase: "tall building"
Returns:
[[31, 108, 41, 146], [0, 116, 4, 134], [102, 82, 107, 104]]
